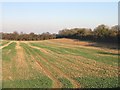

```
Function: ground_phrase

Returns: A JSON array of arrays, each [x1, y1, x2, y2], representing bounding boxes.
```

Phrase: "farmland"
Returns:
[[1, 38, 119, 88]]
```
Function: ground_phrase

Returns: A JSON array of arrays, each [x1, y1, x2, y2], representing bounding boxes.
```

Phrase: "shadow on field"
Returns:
[[98, 51, 120, 56], [85, 42, 119, 50], [73, 39, 119, 50]]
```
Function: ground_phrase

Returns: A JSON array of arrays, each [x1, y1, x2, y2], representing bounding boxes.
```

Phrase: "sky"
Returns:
[[1, 2, 118, 34]]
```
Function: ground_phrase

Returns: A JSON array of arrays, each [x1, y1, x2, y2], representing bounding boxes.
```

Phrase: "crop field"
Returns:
[[1, 38, 119, 88]]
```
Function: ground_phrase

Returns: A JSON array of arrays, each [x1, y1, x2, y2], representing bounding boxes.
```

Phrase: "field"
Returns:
[[1, 38, 119, 88]]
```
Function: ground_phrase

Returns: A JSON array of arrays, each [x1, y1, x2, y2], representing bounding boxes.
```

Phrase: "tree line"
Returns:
[[57, 24, 119, 43], [1, 24, 119, 43], [1, 32, 56, 41]]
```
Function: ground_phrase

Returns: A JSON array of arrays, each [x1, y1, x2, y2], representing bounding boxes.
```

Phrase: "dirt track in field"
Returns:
[[15, 41, 30, 79], [0, 41, 13, 49]]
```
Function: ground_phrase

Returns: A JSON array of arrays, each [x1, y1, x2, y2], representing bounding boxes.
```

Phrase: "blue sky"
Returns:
[[2, 2, 118, 34]]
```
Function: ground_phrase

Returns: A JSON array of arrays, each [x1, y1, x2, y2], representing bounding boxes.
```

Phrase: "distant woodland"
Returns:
[[1, 24, 119, 43]]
